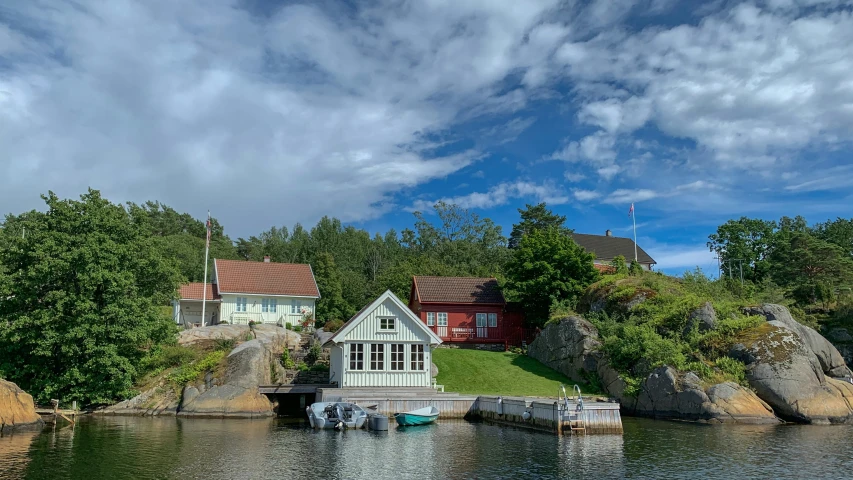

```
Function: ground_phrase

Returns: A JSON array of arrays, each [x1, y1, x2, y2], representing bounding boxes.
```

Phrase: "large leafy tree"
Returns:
[[0, 190, 180, 405], [505, 226, 599, 326], [707, 217, 777, 283], [813, 217, 853, 258], [508, 203, 569, 249], [770, 232, 853, 305], [312, 252, 353, 323]]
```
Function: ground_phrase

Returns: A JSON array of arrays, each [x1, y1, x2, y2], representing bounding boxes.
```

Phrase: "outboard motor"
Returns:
[[324, 404, 336, 418]]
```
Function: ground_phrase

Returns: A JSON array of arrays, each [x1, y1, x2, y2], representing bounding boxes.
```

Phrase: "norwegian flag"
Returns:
[[628, 203, 634, 217]]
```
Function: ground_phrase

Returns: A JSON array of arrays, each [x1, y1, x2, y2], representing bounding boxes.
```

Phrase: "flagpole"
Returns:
[[632, 203, 638, 262], [201, 210, 211, 328]]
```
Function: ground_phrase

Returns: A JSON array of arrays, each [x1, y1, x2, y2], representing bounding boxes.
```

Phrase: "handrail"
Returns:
[[573, 384, 584, 412]]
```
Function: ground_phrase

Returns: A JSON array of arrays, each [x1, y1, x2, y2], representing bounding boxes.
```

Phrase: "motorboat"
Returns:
[[306, 402, 368, 430], [394, 406, 439, 426]]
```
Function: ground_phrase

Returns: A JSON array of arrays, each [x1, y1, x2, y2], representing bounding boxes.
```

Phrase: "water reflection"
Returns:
[[9, 416, 853, 479]]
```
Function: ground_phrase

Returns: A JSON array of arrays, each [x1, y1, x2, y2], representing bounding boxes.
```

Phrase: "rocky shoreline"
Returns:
[[0, 379, 44, 432], [529, 303, 853, 425]]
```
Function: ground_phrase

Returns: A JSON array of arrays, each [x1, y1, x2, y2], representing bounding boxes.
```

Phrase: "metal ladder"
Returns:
[[559, 384, 586, 434]]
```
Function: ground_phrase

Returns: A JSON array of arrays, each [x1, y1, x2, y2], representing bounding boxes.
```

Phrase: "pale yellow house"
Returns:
[[174, 257, 320, 327]]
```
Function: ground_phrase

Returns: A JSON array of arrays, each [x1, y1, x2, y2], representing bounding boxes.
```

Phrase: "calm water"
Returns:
[[2, 416, 852, 479]]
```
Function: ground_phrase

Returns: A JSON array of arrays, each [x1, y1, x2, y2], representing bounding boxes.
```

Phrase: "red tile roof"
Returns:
[[214, 259, 320, 297], [413, 276, 505, 305], [179, 283, 220, 301]]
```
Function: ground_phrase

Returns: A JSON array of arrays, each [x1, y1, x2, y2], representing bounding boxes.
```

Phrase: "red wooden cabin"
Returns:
[[408, 276, 527, 349]]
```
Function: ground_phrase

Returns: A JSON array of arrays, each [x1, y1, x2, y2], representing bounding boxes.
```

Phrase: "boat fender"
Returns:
[[335, 421, 345, 431], [522, 410, 532, 421], [497, 396, 503, 415]]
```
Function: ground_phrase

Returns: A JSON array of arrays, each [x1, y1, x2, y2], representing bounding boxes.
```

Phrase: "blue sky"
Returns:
[[2, 0, 853, 276]]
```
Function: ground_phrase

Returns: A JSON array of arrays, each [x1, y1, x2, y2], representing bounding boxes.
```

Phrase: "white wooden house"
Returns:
[[174, 257, 320, 327], [324, 290, 443, 388]]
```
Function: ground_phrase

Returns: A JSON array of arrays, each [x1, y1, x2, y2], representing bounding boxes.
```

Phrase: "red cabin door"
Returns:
[[476, 313, 488, 338]]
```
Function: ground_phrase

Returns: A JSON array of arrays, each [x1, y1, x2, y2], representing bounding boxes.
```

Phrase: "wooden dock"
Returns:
[[317, 387, 479, 419], [35, 407, 78, 425], [477, 396, 623, 434]]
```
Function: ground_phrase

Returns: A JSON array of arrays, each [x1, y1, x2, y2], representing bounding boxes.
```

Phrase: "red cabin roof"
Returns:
[[412, 276, 505, 305], [214, 259, 320, 297]]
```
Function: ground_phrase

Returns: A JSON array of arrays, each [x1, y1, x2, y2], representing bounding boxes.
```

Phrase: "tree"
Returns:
[[813, 217, 853, 258], [509, 203, 569, 249], [0, 190, 180, 405], [312, 252, 352, 323], [769, 232, 853, 306], [629, 260, 644, 276], [610, 255, 629, 275], [707, 217, 777, 283], [505, 226, 599, 326]]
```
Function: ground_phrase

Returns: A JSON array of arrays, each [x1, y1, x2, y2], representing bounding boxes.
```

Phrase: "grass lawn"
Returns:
[[433, 349, 600, 397]]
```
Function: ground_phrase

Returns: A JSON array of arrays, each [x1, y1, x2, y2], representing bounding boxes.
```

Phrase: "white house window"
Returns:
[[476, 313, 487, 327], [379, 317, 396, 330], [411, 345, 424, 371], [426, 312, 435, 326], [236, 297, 247, 312], [370, 344, 384, 370], [488, 313, 497, 327], [390, 344, 404, 371], [262, 299, 269, 312], [437, 313, 448, 326], [269, 299, 277, 313], [349, 344, 364, 370], [291, 300, 302, 314]]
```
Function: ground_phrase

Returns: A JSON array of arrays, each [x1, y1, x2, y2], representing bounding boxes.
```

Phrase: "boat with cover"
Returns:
[[394, 406, 439, 426], [306, 402, 368, 430]]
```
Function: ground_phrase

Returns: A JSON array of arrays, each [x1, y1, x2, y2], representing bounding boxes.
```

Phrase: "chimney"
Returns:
[[263, 255, 271, 263], [605, 229, 612, 237]]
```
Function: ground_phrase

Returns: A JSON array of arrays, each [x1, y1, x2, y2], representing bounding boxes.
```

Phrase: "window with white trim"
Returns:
[[291, 300, 302, 314], [370, 344, 385, 370], [262, 298, 269, 312], [269, 299, 277, 313], [236, 297, 247, 312], [379, 317, 396, 331], [437, 312, 448, 326], [411, 344, 424, 371], [488, 313, 497, 327], [390, 344, 404, 371], [426, 312, 435, 326], [349, 344, 364, 370], [476, 313, 487, 327]]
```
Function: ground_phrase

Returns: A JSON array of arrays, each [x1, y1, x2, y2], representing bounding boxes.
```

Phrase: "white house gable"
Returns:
[[343, 297, 432, 343]]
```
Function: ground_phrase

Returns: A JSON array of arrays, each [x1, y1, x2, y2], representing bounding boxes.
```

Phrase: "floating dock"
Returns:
[[477, 395, 623, 435]]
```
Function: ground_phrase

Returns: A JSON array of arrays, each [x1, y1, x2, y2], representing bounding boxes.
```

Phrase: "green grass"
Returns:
[[432, 349, 600, 397]]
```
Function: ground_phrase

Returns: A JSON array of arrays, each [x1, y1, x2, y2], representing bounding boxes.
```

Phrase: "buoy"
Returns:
[[522, 411, 532, 421]]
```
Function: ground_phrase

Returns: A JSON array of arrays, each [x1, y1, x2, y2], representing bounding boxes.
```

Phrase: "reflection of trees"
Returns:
[[0, 430, 39, 478]]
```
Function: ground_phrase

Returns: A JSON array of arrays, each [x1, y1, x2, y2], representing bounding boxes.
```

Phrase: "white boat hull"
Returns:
[[306, 402, 368, 429]]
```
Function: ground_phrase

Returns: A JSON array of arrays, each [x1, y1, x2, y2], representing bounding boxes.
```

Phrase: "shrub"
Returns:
[[324, 319, 344, 333], [213, 338, 236, 352], [285, 322, 293, 330], [629, 260, 644, 276], [281, 349, 296, 369], [296, 362, 309, 372], [167, 350, 226, 388], [610, 255, 629, 275], [293, 325, 303, 332], [141, 344, 198, 373], [310, 363, 330, 372], [715, 356, 747, 385], [305, 342, 321, 366]]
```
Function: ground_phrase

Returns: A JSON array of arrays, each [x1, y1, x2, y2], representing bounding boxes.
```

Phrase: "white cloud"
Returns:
[[596, 165, 622, 180], [0, 0, 565, 234], [647, 245, 718, 272], [551, 132, 617, 163], [564, 172, 586, 182], [604, 188, 660, 204], [572, 189, 600, 201], [410, 181, 569, 212]]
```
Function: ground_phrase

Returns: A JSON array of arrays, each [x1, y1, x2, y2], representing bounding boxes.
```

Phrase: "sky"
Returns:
[[2, 0, 853, 276]]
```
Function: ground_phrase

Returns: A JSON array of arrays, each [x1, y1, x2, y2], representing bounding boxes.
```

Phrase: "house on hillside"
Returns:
[[323, 290, 443, 388], [571, 230, 657, 272], [407, 276, 526, 349], [173, 256, 320, 327]]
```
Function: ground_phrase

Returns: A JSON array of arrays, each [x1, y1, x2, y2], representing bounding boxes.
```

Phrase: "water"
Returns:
[[2, 416, 853, 479]]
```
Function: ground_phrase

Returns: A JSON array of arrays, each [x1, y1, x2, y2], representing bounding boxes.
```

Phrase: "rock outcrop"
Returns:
[[730, 312, 853, 424], [683, 302, 717, 337], [179, 324, 300, 349], [178, 339, 275, 418], [0, 379, 44, 431], [528, 315, 779, 424]]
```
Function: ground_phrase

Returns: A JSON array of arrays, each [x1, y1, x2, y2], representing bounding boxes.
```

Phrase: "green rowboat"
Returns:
[[394, 406, 439, 426]]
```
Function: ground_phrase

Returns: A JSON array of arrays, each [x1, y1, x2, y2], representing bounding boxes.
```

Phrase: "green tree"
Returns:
[[505, 227, 599, 326], [770, 232, 853, 305], [707, 217, 777, 283], [813, 217, 853, 258], [0, 190, 180, 405], [508, 203, 569, 249], [610, 255, 629, 274], [629, 260, 645, 276], [312, 252, 352, 323]]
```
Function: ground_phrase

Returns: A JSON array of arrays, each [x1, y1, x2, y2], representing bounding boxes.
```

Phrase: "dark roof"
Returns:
[[214, 259, 320, 297], [179, 283, 221, 301], [570, 233, 656, 265], [412, 276, 505, 304]]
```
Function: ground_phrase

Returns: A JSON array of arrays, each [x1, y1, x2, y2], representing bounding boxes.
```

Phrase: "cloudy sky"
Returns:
[[3, 0, 853, 275]]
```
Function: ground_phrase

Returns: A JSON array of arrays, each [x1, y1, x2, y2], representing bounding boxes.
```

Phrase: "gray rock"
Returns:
[[431, 362, 439, 378], [314, 329, 334, 346], [744, 304, 852, 378], [527, 316, 601, 383], [730, 320, 853, 424], [179, 324, 300, 350], [683, 302, 717, 337]]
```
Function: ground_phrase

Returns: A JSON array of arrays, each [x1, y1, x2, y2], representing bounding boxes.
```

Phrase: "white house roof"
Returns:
[[324, 290, 443, 347]]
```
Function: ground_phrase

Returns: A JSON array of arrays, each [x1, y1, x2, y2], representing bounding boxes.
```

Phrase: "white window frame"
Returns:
[[488, 313, 498, 327], [390, 344, 405, 371], [291, 300, 302, 314], [410, 344, 425, 371], [349, 344, 364, 371], [476, 313, 487, 327], [370, 344, 385, 371], [269, 298, 277, 313], [262, 298, 269, 313], [236, 297, 247, 312], [437, 312, 448, 327], [426, 312, 435, 326], [379, 317, 396, 331]]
